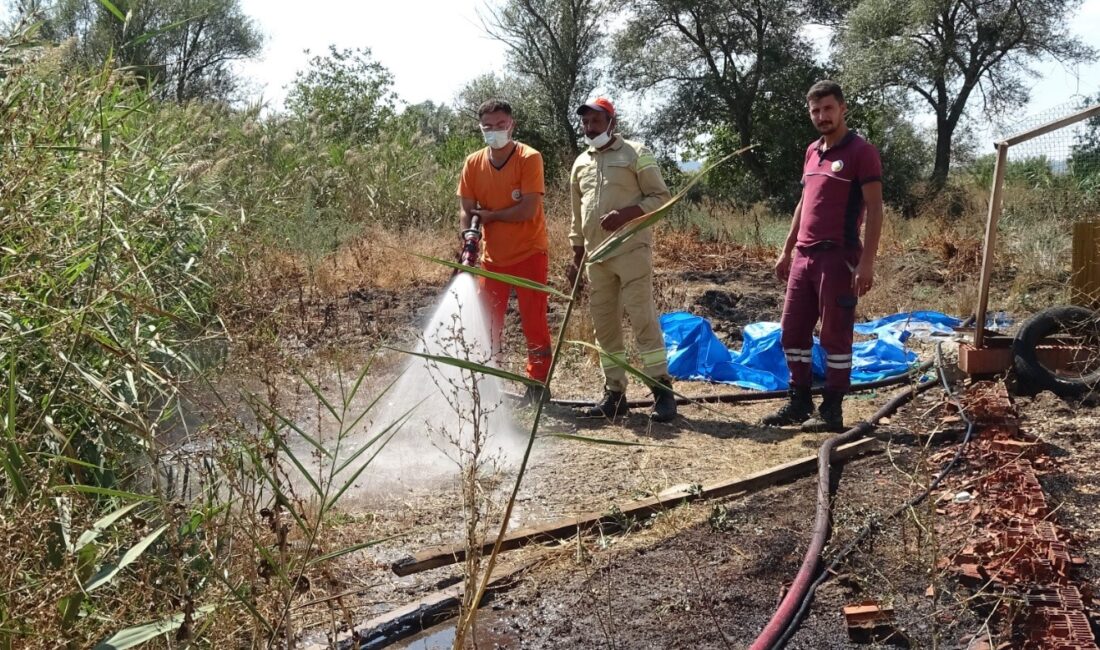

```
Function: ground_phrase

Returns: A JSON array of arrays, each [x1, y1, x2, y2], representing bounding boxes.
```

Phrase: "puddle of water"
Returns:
[[394, 622, 456, 649]]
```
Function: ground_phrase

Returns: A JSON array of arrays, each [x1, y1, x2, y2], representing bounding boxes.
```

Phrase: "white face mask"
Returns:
[[584, 123, 613, 148], [482, 129, 511, 149]]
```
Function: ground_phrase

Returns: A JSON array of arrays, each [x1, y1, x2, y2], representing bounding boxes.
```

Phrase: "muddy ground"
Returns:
[[262, 239, 1100, 649]]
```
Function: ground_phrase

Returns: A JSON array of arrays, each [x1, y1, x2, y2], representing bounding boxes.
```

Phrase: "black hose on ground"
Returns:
[[770, 342, 975, 648], [749, 362, 942, 649], [504, 361, 936, 408]]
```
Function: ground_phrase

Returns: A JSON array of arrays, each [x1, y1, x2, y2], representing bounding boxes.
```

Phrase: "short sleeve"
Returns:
[[457, 155, 476, 199], [801, 144, 813, 187], [858, 144, 883, 185], [634, 146, 658, 174], [520, 148, 545, 195]]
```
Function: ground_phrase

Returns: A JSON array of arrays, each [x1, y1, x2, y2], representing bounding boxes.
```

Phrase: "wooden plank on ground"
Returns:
[[305, 553, 545, 650], [391, 437, 880, 576]]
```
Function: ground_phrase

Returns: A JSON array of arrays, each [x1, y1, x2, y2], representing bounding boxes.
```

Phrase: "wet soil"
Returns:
[[269, 237, 1100, 649]]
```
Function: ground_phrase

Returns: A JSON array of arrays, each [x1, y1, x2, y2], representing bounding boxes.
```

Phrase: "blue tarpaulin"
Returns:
[[661, 311, 960, 391]]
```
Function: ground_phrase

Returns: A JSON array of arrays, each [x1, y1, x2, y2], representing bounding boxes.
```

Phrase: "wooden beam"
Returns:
[[1002, 104, 1100, 147], [974, 142, 1009, 349], [305, 553, 544, 650], [391, 437, 881, 577]]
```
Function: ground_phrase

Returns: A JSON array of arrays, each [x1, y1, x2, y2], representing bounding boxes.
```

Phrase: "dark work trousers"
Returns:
[[779, 244, 862, 393]]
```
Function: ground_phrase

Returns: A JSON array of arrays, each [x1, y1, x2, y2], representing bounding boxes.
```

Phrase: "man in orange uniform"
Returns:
[[458, 99, 553, 405]]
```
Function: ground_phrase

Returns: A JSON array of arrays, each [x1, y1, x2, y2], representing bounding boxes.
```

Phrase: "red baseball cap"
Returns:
[[576, 97, 616, 117]]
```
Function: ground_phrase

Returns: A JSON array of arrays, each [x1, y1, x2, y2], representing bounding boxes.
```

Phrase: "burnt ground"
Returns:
[[250, 236, 1100, 649], [394, 387, 1100, 650]]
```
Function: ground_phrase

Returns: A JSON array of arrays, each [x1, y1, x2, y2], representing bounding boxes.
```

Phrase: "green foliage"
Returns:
[[457, 71, 571, 181], [19, 0, 262, 102], [837, 0, 1096, 185], [0, 37, 235, 646], [480, 0, 608, 172], [1068, 94, 1100, 195], [286, 45, 397, 144], [966, 155, 1058, 189], [612, 0, 824, 209]]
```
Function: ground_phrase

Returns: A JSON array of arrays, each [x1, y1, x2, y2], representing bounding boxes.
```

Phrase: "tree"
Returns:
[[612, 0, 824, 207], [14, 0, 262, 102], [837, 0, 1096, 188], [286, 45, 397, 144], [845, 93, 932, 213], [455, 72, 569, 179], [480, 0, 609, 169], [155, 0, 263, 102], [397, 100, 482, 169]]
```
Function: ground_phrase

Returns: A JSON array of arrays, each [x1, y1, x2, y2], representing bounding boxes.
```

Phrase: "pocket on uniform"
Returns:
[[604, 159, 635, 188], [577, 166, 598, 193], [837, 294, 858, 309]]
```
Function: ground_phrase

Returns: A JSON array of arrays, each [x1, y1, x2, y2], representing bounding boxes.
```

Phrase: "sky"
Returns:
[[5, 0, 1099, 144], [233, 0, 1100, 148], [235, 0, 507, 109]]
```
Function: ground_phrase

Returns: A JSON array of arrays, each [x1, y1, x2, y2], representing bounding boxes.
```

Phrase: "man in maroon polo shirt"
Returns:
[[762, 80, 884, 432]]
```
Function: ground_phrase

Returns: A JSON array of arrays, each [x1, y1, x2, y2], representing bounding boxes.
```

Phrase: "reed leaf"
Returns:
[[93, 605, 216, 650], [306, 535, 397, 567], [386, 347, 543, 387], [75, 501, 143, 550], [84, 524, 169, 592], [52, 486, 160, 502], [272, 434, 324, 500], [407, 252, 570, 300], [588, 147, 753, 264], [543, 432, 681, 448]]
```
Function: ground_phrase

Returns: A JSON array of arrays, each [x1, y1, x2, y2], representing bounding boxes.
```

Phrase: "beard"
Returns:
[[815, 121, 836, 135]]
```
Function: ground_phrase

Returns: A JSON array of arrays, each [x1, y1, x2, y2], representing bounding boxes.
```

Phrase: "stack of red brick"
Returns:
[[933, 382, 1096, 649]]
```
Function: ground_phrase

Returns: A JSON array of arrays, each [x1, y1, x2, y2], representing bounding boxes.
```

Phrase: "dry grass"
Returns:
[[287, 190, 579, 298]]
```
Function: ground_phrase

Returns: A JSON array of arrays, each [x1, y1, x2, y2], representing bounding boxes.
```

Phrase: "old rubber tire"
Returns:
[[1013, 305, 1100, 398]]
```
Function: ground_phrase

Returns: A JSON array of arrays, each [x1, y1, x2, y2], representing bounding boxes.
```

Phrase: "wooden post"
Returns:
[[970, 104, 1100, 351], [392, 437, 881, 576], [974, 142, 1009, 349], [1071, 221, 1100, 308]]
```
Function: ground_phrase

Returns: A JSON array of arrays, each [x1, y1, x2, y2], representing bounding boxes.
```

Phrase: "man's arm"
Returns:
[[475, 193, 541, 224], [775, 197, 803, 281], [567, 165, 586, 289], [459, 197, 477, 230], [854, 181, 883, 296], [599, 147, 672, 231]]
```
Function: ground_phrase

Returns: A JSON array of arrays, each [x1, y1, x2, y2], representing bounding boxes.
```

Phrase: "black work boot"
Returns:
[[760, 386, 814, 426], [802, 391, 845, 433], [650, 378, 677, 423], [581, 389, 629, 419], [520, 383, 551, 407]]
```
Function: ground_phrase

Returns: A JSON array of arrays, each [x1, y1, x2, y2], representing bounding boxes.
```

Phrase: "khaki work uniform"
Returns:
[[569, 137, 673, 393]]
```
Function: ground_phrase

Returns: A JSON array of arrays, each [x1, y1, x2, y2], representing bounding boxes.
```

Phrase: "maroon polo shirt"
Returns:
[[797, 130, 882, 249]]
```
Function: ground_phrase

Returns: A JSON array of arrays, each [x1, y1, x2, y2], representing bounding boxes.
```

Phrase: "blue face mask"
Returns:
[[482, 129, 511, 149]]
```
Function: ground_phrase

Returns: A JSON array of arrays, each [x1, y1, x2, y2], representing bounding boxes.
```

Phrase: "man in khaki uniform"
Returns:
[[566, 97, 677, 422]]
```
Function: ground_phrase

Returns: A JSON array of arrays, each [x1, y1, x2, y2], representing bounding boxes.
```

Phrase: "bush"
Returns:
[[1, 44, 235, 646]]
